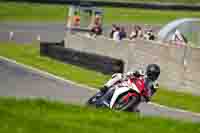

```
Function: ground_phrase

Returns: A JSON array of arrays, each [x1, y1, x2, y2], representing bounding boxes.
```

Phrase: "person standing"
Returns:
[[113, 27, 120, 42]]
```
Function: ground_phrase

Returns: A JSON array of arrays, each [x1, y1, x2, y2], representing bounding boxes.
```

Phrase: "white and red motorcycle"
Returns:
[[87, 75, 150, 112]]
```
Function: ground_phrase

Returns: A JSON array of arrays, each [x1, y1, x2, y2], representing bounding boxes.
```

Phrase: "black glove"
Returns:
[[100, 86, 109, 94]]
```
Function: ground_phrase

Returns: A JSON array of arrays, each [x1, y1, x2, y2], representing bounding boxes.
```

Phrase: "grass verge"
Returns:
[[1, 1, 200, 24], [0, 1, 67, 22], [84, 0, 200, 4], [0, 42, 200, 113], [0, 97, 199, 133], [0, 42, 110, 88], [2, 0, 200, 4]]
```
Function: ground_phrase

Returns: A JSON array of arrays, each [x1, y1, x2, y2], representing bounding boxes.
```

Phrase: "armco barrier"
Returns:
[[64, 34, 200, 95], [40, 42, 124, 74], [65, 34, 130, 71], [40, 41, 64, 56]]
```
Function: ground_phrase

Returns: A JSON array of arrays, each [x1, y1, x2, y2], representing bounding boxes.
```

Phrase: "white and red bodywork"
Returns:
[[109, 77, 148, 109]]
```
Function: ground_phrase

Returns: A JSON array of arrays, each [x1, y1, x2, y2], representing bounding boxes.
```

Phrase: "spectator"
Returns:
[[90, 14, 102, 29], [73, 11, 80, 27], [119, 26, 127, 40], [129, 25, 138, 40], [90, 24, 102, 37], [94, 14, 102, 26], [113, 27, 120, 42], [137, 26, 143, 38], [143, 29, 155, 40], [110, 24, 118, 38], [129, 25, 143, 40]]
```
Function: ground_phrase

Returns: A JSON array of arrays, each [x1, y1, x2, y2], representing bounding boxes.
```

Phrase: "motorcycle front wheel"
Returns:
[[112, 92, 140, 112]]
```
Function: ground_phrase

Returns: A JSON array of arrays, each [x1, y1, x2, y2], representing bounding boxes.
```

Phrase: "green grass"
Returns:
[[0, 97, 199, 133], [104, 7, 200, 25], [1, 1, 200, 24], [87, 0, 200, 4], [152, 88, 200, 112], [1, 42, 200, 113], [0, 2, 67, 22], [0, 43, 110, 88], [2, 0, 200, 4]]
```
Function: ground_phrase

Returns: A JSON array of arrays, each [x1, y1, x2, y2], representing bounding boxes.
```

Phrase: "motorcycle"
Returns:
[[87, 76, 149, 112]]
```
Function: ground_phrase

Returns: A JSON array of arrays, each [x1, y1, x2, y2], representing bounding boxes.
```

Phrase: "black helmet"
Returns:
[[146, 64, 160, 81]]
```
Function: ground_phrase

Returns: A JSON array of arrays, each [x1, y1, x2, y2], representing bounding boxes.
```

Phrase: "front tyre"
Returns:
[[112, 92, 140, 112]]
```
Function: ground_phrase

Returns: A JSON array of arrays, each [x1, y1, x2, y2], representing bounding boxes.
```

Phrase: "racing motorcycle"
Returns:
[[87, 75, 149, 112]]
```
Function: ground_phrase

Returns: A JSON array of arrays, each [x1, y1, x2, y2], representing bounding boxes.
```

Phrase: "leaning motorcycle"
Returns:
[[87, 76, 149, 112]]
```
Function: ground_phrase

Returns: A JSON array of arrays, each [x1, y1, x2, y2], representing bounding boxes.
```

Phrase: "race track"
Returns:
[[0, 23, 200, 122], [0, 58, 94, 104], [1, 57, 200, 122]]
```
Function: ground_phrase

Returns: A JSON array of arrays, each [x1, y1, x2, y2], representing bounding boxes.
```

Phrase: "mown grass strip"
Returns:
[[84, 0, 200, 4], [2, 0, 200, 5], [0, 42, 200, 113], [1, 1, 200, 24], [0, 97, 199, 133], [152, 88, 200, 113], [104, 7, 200, 25], [0, 1, 67, 22]]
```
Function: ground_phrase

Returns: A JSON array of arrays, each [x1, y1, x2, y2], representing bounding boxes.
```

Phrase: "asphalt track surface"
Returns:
[[1, 23, 200, 122]]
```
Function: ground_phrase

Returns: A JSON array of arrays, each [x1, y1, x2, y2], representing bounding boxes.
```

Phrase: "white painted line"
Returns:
[[1, 55, 200, 116], [0, 56, 97, 92], [149, 102, 200, 116]]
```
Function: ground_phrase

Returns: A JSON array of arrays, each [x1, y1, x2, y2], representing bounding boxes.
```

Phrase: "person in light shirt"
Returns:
[[113, 27, 120, 42]]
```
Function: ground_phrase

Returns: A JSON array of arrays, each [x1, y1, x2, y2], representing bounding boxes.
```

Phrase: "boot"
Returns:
[[100, 86, 109, 94]]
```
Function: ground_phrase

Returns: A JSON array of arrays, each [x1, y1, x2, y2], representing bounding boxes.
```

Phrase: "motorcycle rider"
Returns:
[[98, 64, 160, 102]]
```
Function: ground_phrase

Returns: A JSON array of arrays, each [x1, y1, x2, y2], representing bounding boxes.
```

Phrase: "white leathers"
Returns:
[[104, 73, 123, 88], [104, 70, 144, 89]]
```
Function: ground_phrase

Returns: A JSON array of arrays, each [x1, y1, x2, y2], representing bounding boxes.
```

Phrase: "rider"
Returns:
[[98, 64, 160, 102]]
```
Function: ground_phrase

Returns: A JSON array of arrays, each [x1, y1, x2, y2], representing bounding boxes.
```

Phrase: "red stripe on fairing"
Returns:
[[129, 78, 145, 92], [122, 92, 138, 103]]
